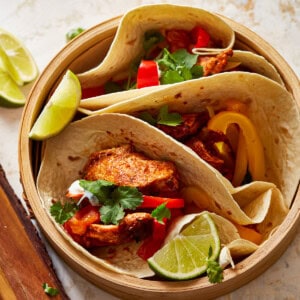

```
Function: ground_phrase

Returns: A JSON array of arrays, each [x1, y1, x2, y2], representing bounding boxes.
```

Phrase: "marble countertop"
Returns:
[[0, 0, 299, 299]]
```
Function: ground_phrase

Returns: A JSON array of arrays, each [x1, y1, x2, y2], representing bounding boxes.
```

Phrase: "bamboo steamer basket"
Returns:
[[19, 14, 300, 300]]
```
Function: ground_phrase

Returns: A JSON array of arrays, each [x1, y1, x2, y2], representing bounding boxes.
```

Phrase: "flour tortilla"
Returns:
[[230, 50, 284, 85], [37, 113, 290, 277], [77, 4, 235, 88], [88, 72, 300, 208]]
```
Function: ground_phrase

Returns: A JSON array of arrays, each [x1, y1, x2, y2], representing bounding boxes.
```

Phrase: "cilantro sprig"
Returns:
[[206, 246, 223, 283], [50, 180, 143, 225], [156, 48, 203, 84], [50, 202, 77, 224], [140, 105, 182, 126], [79, 180, 143, 225], [151, 203, 171, 223], [143, 30, 204, 85]]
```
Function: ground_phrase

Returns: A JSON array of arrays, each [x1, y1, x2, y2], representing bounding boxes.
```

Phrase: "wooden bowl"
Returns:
[[19, 14, 300, 300]]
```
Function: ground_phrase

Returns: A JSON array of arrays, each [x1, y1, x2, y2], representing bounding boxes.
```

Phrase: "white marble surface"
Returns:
[[0, 0, 299, 299]]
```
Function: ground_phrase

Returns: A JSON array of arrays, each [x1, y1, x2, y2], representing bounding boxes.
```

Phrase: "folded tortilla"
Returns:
[[87, 72, 300, 209], [77, 4, 235, 88], [229, 50, 283, 85], [37, 113, 290, 277]]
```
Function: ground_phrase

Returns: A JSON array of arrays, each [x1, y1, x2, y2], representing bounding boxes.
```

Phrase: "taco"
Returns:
[[86, 72, 300, 209], [77, 4, 235, 93], [37, 113, 289, 278], [78, 49, 284, 112]]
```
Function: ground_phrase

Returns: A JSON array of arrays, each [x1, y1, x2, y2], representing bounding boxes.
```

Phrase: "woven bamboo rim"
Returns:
[[19, 14, 300, 300]]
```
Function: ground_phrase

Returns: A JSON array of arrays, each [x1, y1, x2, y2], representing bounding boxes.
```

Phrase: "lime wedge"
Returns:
[[0, 45, 23, 85], [29, 70, 81, 140], [0, 27, 38, 84], [148, 212, 220, 280], [0, 68, 25, 107]]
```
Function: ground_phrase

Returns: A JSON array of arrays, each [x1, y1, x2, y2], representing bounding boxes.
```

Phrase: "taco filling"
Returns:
[[81, 28, 234, 99], [38, 113, 292, 279], [77, 4, 238, 96], [49, 143, 267, 280], [138, 100, 264, 187], [51, 144, 186, 260]]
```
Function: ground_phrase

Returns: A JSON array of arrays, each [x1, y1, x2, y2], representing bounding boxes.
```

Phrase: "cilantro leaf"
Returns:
[[171, 49, 198, 69], [139, 111, 157, 125], [157, 105, 182, 126], [180, 66, 193, 81], [100, 186, 142, 224], [151, 203, 171, 223], [156, 48, 201, 84], [112, 186, 143, 209], [139, 105, 182, 127], [43, 283, 59, 296], [157, 48, 176, 71], [79, 180, 143, 225], [79, 180, 115, 204], [160, 69, 184, 84], [50, 202, 77, 224], [206, 246, 224, 283], [100, 202, 125, 225], [191, 64, 204, 78]]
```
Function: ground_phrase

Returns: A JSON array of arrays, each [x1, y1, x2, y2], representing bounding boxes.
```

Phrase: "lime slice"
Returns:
[[148, 212, 220, 280], [29, 70, 81, 140], [0, 27, 38, 84], [0, 68, 25, 107]]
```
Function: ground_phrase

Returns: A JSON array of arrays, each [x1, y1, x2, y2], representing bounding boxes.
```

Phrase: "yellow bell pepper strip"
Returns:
[[224, 100, 249, 186], [207, 111, 265, 183], [222, 100, 248, 154]]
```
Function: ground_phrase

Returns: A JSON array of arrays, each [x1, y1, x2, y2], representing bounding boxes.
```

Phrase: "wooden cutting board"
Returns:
[[0, 165, 68, 300]]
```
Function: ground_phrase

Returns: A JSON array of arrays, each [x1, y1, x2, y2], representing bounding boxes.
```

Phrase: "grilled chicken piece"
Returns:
[[185, 128, 235, 180], [83, 144, 180, 197], [82, 212, 153, 248], [157, 112, 209, 141], [199, 49, 233, 76], [185, 137, 225, 171]]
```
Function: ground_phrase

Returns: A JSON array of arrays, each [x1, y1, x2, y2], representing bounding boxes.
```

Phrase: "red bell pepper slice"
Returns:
[[137, 219, 167, 260], [63, 204, 100, 236], [136, 60, 159, 89], [140, 195, 185, 209], [191, 26, 210, 48]]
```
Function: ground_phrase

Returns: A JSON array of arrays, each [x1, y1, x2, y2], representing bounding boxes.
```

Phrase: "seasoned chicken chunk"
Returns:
[[82, 212, 153, 248], [157, 112, 209, 141], [199, 48, 233, 76], [83, 144, 180, 197]]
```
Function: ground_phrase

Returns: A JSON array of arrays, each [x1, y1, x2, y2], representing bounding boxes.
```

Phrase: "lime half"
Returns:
[[0, 68, 25, 107], [148, 212, 220, 280], [29, 70, 81, 140], [0, 27, 38, 84]]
